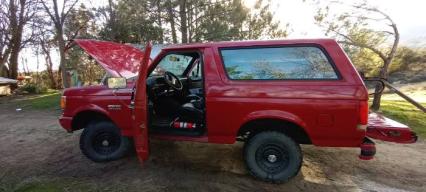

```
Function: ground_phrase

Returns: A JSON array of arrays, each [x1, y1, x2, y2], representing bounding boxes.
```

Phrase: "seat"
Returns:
[[177, 98, 204, 124]]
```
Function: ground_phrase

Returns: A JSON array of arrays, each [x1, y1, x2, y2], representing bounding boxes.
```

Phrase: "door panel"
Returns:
[[132, 43, 152, 163]]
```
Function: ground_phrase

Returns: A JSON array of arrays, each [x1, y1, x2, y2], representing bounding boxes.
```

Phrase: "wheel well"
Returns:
[[71, 111, 111, 131], [237, 118, 311, 144]]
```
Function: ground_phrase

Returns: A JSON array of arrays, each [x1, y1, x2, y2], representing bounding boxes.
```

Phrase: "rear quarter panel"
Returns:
[[204, 40, 368, 147]]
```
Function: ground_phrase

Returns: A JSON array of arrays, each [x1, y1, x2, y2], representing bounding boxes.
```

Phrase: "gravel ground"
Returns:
[[0, 101, 425, 192]]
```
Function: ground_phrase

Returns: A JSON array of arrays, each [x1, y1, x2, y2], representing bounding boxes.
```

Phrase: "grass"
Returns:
[[0, 170, 118, 192], [13, 182, 63, 192], [0, 179, 106, 192], [28, 92, 61, 109], [0, 176, 127, 192], [379, 99, 426, 138], [14, 90, 61, 110]]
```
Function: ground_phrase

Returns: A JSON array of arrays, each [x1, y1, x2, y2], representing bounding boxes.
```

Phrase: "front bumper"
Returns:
[[59, 116, 73, 132]]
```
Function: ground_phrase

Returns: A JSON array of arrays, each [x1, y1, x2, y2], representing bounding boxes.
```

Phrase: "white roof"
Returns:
[[0, 77, 18, 84]]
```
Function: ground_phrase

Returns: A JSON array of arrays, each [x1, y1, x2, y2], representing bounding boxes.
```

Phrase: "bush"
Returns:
[[20, 83, 48, 94]]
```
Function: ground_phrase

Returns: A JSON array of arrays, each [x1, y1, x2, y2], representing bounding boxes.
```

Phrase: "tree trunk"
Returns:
[[371, 60, 389, 111], [53, 0, 68, 88], [23, 58, 30, 76], [8, 0, 25, 79], [156, 0, 164, 43], [9, 36, 22, 79], [167, 0, 177, 43], [0, 57, 7, 77], [107, 0, 117, 41], [58, 30, 69, 88], [8, 50, 19, 79], [187, 2, 192, 43], [41, 42, 57, 89], [0, 49, 10, 76], [57, 67, 63, 89], [179, 0, 188, 43], [370, 23, 399, 111]]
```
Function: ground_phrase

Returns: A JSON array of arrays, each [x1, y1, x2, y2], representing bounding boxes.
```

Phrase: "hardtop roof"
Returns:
[[163, 38, 337, 50]]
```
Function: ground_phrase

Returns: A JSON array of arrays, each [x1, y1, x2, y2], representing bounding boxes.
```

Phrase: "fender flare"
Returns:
[[72, 104, 110, 118], [70, 104, 112, 130], [240, 110, 310, 137]]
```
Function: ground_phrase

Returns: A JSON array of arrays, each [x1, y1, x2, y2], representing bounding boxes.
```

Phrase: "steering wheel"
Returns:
[[164, 71, 183, 91]]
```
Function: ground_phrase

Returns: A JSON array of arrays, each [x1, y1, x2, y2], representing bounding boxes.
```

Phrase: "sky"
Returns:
[[19, 0, 426, 72], [246, 0, 426, 45]]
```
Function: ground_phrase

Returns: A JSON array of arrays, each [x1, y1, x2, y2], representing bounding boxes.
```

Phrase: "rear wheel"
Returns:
[[244, 131, 302, 183], [80, 121, 131, 162]]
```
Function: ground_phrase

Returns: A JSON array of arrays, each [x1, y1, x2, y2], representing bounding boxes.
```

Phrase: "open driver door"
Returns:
[[132, 42, 152, 164]]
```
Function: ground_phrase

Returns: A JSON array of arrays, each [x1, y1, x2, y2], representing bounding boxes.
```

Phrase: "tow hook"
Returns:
[[359, 138, 376, 160]]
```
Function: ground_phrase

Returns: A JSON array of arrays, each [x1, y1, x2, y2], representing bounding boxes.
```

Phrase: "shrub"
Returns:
[[20, 83, 48, 94]]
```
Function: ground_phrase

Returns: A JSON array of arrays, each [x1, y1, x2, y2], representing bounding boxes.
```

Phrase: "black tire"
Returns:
[[80, 121, 131, 162], [244, 131, 302, 183]]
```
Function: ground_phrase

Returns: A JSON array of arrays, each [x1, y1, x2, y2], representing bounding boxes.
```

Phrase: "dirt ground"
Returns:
[[0, 101, 425, 192]]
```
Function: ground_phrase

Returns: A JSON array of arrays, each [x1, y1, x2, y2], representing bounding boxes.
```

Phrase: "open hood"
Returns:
[[74, 39, 146, 78]]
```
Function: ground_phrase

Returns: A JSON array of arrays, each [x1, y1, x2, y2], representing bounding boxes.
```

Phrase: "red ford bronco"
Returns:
[[59, 39, 417, 183]]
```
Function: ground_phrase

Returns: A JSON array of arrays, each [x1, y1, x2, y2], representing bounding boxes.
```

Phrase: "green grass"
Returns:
[[0, 177, 126, 192], [13, 182, 63, 192], [0, 179, 104, 192], [12, 90, 61, 110], [28, 92, 61, 109], [379, 100, 426, 138]]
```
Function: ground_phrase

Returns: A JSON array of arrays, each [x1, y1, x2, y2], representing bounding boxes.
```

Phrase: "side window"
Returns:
[[189, 59, 202, 81], [151, 54, 193, 76], [220, 46, 339, 80]]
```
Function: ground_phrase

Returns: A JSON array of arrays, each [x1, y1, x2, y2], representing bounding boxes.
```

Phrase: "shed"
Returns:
[[0, 77, 18, 96]]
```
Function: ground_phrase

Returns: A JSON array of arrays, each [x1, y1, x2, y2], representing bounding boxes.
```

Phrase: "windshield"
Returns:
[[126, 44, 167, 79], [132, 44, 165, 60], [151, 54, 194, 76]]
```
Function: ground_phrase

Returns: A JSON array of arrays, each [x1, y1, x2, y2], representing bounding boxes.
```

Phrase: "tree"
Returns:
[[165, 0, 178, 43], [65, 4, 104, 86], [313, 0, 399, 111], [97, 0, 289, 44], [176, 0, 288, 42], [96, 0, 118, 41], [41, 0, 79, 88], [98, 0, 163, 43], [38, 31, 57, 89], [0, 0, 40, 79], [0, 1, 10, 77], [244, 0, 288, 39]]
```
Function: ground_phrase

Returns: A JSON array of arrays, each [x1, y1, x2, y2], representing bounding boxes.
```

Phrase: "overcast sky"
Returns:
[[20, 0, 426, 72]]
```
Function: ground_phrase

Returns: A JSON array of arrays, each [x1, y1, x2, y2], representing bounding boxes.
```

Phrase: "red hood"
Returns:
[[74, 39, 146, 78]]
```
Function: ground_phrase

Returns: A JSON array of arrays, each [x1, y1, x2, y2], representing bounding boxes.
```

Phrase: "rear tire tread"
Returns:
[[244, 131, 302, 183]]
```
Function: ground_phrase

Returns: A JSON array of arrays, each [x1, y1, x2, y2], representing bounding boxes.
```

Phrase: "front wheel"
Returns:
[[80, 121, 131, 162], [244, 131, 302, 183]]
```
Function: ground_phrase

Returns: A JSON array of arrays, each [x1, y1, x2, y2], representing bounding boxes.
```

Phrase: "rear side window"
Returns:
[[220, 46, 339, 80]]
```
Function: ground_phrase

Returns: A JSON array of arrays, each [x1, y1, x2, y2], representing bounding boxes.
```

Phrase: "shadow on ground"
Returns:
[[0, 101, 425, 192]]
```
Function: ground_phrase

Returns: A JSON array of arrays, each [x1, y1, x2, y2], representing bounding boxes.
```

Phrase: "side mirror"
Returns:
[[107, 77, 127, 89]]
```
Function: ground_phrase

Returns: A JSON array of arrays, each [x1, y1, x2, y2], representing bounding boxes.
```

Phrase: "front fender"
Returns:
[[72, 104, 110, 118]]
